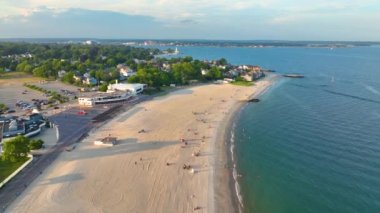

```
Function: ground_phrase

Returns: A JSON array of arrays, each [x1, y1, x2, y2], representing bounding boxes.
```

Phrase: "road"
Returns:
[[0, 95, 151, 212]]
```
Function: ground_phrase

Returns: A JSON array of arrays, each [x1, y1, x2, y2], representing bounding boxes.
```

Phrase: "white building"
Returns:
[[117, 65, 136, 78], [201, 69, 210, 75], [58, 70, 66, 78], [107, 82, 145, 95], [78, 97, 94, 106], [78, 92, 131, 107]]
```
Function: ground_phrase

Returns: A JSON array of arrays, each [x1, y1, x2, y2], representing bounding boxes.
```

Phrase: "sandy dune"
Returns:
[[7, 78, 273, 213]]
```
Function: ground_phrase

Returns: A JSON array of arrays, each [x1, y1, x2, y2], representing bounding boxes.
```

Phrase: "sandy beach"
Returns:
[[6, 76, 275, 213]]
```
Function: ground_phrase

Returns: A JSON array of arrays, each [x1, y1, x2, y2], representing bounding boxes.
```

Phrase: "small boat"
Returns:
[[283, 74, 305, 78]]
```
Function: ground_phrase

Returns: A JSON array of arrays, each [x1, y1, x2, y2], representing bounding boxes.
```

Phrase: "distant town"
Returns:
[[2, 38, 379, 49]]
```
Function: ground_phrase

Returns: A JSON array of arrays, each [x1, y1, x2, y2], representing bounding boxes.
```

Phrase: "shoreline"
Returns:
[[213, 74, 279, 213], [5, 76, 277, 213]]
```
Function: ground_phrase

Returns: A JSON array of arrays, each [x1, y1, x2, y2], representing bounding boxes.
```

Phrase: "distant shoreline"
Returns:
[[1, 39, 378, 48]]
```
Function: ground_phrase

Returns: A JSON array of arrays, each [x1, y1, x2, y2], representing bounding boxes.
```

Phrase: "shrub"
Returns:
[[29, 139, 44, 150]]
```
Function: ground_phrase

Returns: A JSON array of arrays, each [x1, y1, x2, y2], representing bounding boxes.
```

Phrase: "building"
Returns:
[[0, 118, 25, 138], [74, 72, 97, 85], [82, 76, 97, 85], [73, 73, 82, 82], [78, 97, 94, 106], [94, 137, 117, 146], [78, 91, 132, 107], [241, 70, 265, 82], [107, 82, 145, 95], [117, 64, 136, 78], [201, 69, 209, 76], [58, 70, 66, 78], [0, 113, 45, 139]]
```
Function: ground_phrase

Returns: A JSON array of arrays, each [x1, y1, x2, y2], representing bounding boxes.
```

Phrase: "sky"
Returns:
[[0, 0, 379, 41]]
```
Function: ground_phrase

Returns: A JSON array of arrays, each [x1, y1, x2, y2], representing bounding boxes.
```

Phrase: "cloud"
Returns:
[[1, 0, 269, 21], [269, 15, 298, 25], [0, 8, 165, 38], [0, 0, 379, 40]]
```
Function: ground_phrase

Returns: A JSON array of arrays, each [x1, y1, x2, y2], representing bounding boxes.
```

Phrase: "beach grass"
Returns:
[[231, 81, 254, 86], [0, 72, 42, 83], [0, 72, 32, 79], [0, 158, 29, 182]]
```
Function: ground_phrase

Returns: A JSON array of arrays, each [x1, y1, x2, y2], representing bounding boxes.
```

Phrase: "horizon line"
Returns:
[[0, 38, 379, 43]]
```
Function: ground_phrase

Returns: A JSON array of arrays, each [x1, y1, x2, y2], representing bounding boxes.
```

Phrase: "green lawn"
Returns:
[[231, 81, 254, 86], [0, 158, 29, 182]]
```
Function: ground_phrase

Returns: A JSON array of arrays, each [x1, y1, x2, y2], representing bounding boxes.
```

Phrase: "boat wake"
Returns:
[[324, 89, 380, 104], [363, 84, 380, 96]]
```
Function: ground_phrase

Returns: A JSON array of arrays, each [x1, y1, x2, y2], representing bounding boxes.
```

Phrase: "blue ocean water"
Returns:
[[166, 46, 380, 212]]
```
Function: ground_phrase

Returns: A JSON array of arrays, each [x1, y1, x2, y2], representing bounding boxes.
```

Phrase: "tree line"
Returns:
[[1, 42, 232, 90], [0, 42, 158, 81], [128, 56, 226, 89]]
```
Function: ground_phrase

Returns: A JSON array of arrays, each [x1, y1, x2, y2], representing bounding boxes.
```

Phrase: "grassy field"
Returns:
[[0, 72, 39, 80], [231, 81, 254, 86], [0, 158, 29, 182]]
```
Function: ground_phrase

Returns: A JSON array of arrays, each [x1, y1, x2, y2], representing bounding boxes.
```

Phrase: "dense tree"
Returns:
[[0, 42, 158, 79], [218, 58, 228, 65], [32, 66, 47, 77], [99, 83, 108, 92], [128, 66, 171, 89], [2, 136, 30, 162], [205, 66, 223, 80], [0, 42, 235, 90], [61, 72, 75, 84], [15, 61, 29, 72], [171, 62, 201, 84]]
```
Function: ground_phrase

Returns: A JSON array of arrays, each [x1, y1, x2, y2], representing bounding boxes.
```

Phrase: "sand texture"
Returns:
[[7, 78, 273, 213]]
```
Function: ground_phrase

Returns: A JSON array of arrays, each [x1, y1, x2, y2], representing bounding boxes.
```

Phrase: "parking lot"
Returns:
[[0, 73, 83, 116], [0, 74, 46, 114]]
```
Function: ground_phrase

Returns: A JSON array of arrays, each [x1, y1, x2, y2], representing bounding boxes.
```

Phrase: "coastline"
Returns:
[[5, 76, 277, 213], [213, 73, 278, 213]]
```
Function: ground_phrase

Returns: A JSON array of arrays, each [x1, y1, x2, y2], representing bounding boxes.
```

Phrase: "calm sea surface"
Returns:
[[163, 46, 380, 213]]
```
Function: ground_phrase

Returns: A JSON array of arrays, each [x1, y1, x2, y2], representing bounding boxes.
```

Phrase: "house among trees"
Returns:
[[82, 73, 97, 85], [58, 70, 66, 78], [241, 68, 265, 81], [73, 72, 82, 82], [73, 72, 97, 85], [117, 64, 135, 79]]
